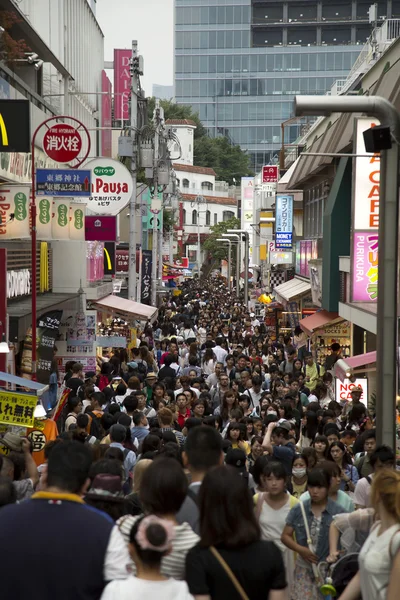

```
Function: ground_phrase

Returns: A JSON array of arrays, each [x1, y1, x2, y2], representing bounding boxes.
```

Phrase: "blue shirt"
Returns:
[[286, 498, 347, 561], [130, 426, 150, 443], [109, 442, 136, 478]]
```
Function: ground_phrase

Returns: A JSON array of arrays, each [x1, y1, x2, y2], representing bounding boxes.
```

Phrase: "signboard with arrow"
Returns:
[[36, 169, 91, 197]]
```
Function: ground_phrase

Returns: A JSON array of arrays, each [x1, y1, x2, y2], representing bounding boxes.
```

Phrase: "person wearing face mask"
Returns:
[[288, 454, 309, 499]]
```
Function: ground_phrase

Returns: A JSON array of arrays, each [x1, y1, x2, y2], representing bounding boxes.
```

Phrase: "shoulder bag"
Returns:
[[210, 546, 249, 600]]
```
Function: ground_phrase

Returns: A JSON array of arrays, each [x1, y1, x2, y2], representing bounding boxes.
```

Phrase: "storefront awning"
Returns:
[[299, 310, 340, 336], [274, 277, 311, 303], [344, 351, 376, 369], [92, 295, 158, 323]]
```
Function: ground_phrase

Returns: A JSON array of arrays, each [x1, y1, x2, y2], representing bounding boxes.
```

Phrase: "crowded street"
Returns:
[[0, 273, 399, 599]]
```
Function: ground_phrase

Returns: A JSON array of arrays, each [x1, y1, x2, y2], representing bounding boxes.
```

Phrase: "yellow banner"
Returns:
[[0, 391, 37, 428]]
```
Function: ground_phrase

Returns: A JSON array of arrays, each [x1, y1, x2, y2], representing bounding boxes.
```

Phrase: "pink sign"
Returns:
[[101, 71, 112, 157], [114, 49, 132, 120], [262, 165, 278, 183], [85, 216, 117, 242], [352, 231, 378, 302]]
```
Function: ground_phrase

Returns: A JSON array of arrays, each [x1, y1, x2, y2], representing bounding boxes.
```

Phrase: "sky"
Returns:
[[95, 0, 174, 95]]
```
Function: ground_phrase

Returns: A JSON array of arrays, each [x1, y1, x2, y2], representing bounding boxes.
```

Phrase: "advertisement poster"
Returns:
[[141, 249, 152, 305], [352, 231, 378, 302], [336, 378, 368, 407], [114, 49, 132, 120], [36, 310, 63, 384], [0, 391, 38, 428]]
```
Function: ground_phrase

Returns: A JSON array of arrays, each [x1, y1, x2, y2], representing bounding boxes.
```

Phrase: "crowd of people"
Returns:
[[0, 274, 399, 600]]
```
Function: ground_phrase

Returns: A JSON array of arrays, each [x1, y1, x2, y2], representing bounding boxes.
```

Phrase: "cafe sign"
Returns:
[[85, 158, 133, 215]]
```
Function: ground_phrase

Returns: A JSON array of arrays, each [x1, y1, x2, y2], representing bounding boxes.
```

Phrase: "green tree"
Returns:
[[194, 136, 253, 184], [203, 216, 240, 264], [147, 98, 206, 139]]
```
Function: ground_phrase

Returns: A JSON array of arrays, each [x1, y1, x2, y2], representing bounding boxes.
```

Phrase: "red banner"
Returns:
[[114, 49, 131, 120]]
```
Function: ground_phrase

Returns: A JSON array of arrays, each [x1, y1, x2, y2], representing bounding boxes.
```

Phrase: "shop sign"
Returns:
[[7, 269, 30, 298], [335, 378, 368, 407], [141, 249, 152, 305], [36, 310, 63, 384], [43, 124, 82, 164], [276, 194, 293, 233], [51, 200, 70, 240], [114, 49, 132, 121], [319, 320, 350, 337], [262, 165, 278, 183], [0, 186, 30, 239], [0, 391, 37, 428], [36, 168, 91, 196], [70, 205, 85, 241], [241, 177, 254, 238], [101, 71, 112, 157], [353, 118, 380, 231], [275, 232, 292, 249], [85, 216, 117, 242], [85, 158, 133, 215], [269, 251, 292, 264], [352, 232, 378, 302], [116, 249, 129, 272], [104, 242, 116, 276]]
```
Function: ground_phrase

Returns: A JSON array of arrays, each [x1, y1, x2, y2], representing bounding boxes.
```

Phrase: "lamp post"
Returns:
[[223, 233, 240, 298], [227, 229, 249, 309], [294, 94, 400, 450], [216, 238, 231, 290]]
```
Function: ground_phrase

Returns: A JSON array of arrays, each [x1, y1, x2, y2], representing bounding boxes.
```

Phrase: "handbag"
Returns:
[[210, 546, 249, 600]]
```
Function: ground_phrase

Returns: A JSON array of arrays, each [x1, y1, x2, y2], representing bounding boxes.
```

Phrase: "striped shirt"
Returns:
[[117, 515, 199, 580]]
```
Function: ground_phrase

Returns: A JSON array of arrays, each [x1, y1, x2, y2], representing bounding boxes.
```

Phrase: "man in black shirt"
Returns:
[[66, 362, 84, 395]]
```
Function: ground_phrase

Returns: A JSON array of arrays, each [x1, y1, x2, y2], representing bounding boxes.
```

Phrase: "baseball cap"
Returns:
[[127, 361, 138, 369], [225, 448, 247, 472], [85, 371, 96, 379], [276, 419, 291, 432]]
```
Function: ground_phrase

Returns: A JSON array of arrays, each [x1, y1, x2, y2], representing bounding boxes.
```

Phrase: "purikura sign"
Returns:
[[351, 118, 380, 303], [85, 158, 133, 215]]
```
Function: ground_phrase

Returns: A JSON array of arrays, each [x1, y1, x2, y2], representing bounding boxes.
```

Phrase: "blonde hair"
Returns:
[[371, 469, 400, 521], [132, 459, 153, 493]]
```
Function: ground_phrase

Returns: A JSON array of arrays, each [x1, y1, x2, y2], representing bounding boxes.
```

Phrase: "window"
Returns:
[[206, 210, 211, 225], [176, 178, 180, 187], [201, 181, 213, 191], [192, 210, 197, 225], [182, 178, 189, 188], [223, 210, 234, 221], [214, 213, 218, 225], [183, 209, 186, 224]]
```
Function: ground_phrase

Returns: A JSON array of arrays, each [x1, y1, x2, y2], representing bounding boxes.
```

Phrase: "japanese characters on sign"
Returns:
[[262, 165, 278, 183], [141, 249, 152, 305], [43, 124, 82, 163], [0, 391, 38, 428], [116, 249, 129, 272], [36, 169, 91, 197], [276, 194, 293, 233], [351, 118, 380, 303], [36, 310, 63, 385], [85, 158, 133, 215]]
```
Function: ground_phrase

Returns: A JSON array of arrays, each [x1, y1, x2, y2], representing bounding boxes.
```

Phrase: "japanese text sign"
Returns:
[[43, 124, 82, 163], [0, 391, 38, 428], [141, 249, 152, 305], [36, 169, 91, 197], [262, 165, 278, 183], [275, 194, 293, 233], [352, 232, 378, 302], [85, 158, 133, 215]]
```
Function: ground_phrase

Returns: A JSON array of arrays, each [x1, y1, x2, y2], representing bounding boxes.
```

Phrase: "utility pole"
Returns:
[[128, 40, 139, 301], [151, 99, 161, 306]]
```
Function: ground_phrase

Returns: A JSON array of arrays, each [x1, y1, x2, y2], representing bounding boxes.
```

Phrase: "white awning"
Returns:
[[274, 277, 311, 302]]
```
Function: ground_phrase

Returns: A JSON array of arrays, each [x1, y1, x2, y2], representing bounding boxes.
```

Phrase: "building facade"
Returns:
[[174, 0, 399, 172]]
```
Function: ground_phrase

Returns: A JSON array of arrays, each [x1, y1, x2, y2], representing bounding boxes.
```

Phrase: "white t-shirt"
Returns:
[[101, 577, 194, 600], [354, 474, 374, 508], [359, 523, 400, 600]]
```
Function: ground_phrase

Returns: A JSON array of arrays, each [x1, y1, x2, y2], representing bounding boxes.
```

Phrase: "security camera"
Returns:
[[34, 60, 44, 70], [27, 53, 39, 64]]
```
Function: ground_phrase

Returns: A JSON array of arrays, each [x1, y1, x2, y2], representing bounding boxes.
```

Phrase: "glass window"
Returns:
[[191, 7, 200, 25], [225, 56, 232, 72], [200, 31, 208, 49], [265, 103, 273, 119], [249, 103, 257, 120], [288, 3, 317, 21], [214, 213, 218, 225], [274, 55, 282, 72], [208, 80, 216, 96], [356, 26, 371, 44], [242, 31, 250, 47], [176, 32, 183, 49], [301, 54, 309, 71], [256, 103, 265, 120], [223, 211, 234, 221], [192, 56, 200, 73], [234, 31, 242, 48], [257, 79, 265, 95], [265, 78, 274, 94], [326, 53, 335, 70], [175, 80, 184, 97], [217, 6, 225, 24], [321, 27, 351, 45], [241, 128, 249, 144], [249, 79, 258, 96], [322, 3, 352, 21], [217, 32, 225, 49], [192, 80, 200, 96], [234, 5, 242, 24], [226, 30, 234, 48], [343, 52, 353, 70], [241, 103, 249, 120], [334, 52, 343, 70], [225, 104, 233, 119], [288, 27, 317, 45], [217, 79, 225, 96], [192, 210, 197, 225], [199, 104, 208, 121], [299, 77, 309, 92], [176, 56, 183, 73], [250, 55, 258, 72], [241, 80, 249, 95], [200, 56, 208, 73], [242, 56, 249, 73], [309, 53, 317, 70], [242, 6, 250, 24], [209, 31, 217, 48], [209, 6, 217, 24], [182, 209, 186, 224], [200, 7, 208, 24], [200, 80, 208, 97], [233, 104, 241, 120], [274, 79, 282, 94], [182, 179, 189, 188], [209, 56, 216, 73], [226, 6, 234, 23], [233, 80, 241, 95], [206, 210, 211, 225], [317, 53, 326, 71], [292, 54, 300, 71], [202, 182, 213, 192], [249, 127, 257, 143], [191, 32, 200, 49], [233, 56, 241, 73]]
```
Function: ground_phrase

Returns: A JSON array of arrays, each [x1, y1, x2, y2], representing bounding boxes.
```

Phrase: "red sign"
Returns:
[[114, 49, 132, 121], [116, 249, 129, 272], [101, 71, 112, 157], [85, 216, 117, 242], [43, 124, 82, 163], [262, 165, 278, 183], [174, 257, 189, 268]]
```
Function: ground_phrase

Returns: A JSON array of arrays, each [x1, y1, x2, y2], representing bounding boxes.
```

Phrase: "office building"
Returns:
[[174, 0, 398, 171]]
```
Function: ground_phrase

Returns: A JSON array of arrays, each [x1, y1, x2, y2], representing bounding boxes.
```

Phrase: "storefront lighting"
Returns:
[[0, 333, 9, 354]]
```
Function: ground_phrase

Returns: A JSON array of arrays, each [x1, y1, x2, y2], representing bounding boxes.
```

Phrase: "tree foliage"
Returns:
[[194, 136, 253, 185], [203, 216, 240, 263], [0, 11, 31, 64]]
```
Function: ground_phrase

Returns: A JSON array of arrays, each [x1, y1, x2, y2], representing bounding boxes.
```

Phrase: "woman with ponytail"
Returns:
[[338, 469, 400, 600], [101, 514, 193, 599]]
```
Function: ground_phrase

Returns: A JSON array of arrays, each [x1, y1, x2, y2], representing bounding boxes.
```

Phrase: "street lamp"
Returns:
[[223, 234, 240, 298], [295, 94, 400, 450], [216, 239, 231, 290], [227, 229, 250, 309]]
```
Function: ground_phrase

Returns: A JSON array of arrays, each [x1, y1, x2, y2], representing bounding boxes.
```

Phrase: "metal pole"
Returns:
[[197, 203, 201, 277], [151, 100, 160, 306], [236, 242, 240, 298], [227, 239, 231, 291], [151, 213, 158, 305], [295, 94, 400, 450], [158, 224, 163, 283], [128, 40, 138, 301]]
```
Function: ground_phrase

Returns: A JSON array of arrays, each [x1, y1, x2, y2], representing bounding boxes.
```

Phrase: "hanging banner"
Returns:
[[69, 204, 85, 241], [114, 49, 132, 121], [0, 186, 30, 239], [352, 232, 378, 302], [36, 310, 63, 384], [141, 249, 152, 305], [51, 200, 70, 240], [36, 197, 52, 240], [101, 70, 112, 157]]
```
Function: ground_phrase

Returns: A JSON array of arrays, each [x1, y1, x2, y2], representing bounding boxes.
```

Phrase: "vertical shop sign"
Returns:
[[141, 249, 152, 305], [36, 310, 63, 384], [101, 71, 112, 157], [114, 49, 132, 121]]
